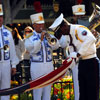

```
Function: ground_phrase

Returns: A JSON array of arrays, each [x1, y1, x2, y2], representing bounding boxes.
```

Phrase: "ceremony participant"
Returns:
[[49, 13, 99, 100], [0, 4, 19, 100], [71, 4, 88, 100], [24, 12, 60, 100]]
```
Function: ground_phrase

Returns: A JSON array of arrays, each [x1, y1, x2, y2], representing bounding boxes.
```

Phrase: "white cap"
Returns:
[[30, 12, 45, 24], [49, 13, 64, 31], [72, 4, 86, 15], [0, 4, 3, 16]]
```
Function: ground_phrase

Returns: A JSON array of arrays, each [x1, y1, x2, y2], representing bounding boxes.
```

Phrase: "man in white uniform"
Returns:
[[24, 12, 60, 100], [71, 4, 88, 100], [49, 13, 99, 100], [0, 4, 19, 100]]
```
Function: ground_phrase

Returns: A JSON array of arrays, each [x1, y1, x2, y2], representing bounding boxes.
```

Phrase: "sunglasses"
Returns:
[[25, 30, 32, 33]]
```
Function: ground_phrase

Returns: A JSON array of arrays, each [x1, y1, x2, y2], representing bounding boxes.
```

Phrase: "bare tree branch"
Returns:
[[2, 0, 27, 24], [3, 0, 11, 24], [12, 0, 27, 20], [11, 0, 17, 9]]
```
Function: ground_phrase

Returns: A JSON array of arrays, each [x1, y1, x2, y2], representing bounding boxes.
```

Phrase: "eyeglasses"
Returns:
[[25, 30, 32, 33]]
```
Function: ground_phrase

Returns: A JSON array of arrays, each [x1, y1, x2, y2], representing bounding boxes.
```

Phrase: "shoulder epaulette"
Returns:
[[4, 25, 12, 32], [75, 29, 83, 43], [47, 30, 54, 35]]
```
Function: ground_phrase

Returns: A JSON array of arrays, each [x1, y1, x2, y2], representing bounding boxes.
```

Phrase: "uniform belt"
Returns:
[[81, 53, 96, 60]]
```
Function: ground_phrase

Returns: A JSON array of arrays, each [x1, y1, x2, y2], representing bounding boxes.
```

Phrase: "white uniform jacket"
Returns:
[[24, 30, 60, 62], [59, 24, 97, 60], [0, 25, 19, 68]]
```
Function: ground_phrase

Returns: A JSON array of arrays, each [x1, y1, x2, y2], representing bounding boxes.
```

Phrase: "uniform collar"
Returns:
[[0, 25, 3, 30], [70, 24, 78, 35], [34, 30, 41, 35], [34, 30, 41, 38]]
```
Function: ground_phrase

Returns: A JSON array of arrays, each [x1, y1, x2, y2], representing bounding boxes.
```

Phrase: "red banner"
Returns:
[[0, 58, 73, 96]]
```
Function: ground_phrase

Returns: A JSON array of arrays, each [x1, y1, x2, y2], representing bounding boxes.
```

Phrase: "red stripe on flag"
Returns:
[[29, 58, 72, 89]]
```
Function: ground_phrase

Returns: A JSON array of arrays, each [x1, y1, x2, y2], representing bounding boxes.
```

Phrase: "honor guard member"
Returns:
[[0, 4, 19, 100], [49, 13, 99, 100], [71, 4, 88, 100], [24, 12, 60, 100]]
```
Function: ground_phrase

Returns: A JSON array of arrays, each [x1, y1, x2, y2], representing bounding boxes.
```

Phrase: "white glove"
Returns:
[[69, 52, 77, 58]]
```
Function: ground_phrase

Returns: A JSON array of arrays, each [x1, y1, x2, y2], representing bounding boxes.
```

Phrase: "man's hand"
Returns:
[[69, 52, 77, 58], [41, 30, 46, 41], [11, 68, 16, 75], [69, 52, 81, 58]]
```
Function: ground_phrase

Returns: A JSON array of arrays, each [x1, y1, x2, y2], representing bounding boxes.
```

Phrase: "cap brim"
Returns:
[[49, 13, 64, 31], [0, 13, 3, 16], [33, 21, 45, 24], [74, 12, 86, 15]]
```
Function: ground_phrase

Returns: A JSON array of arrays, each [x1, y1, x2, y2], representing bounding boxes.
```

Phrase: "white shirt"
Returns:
[[59, 24, 97, 59]]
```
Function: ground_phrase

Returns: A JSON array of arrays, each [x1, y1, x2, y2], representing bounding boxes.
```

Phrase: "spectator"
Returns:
[[22, 26, 34, 82], [11, 27, 25, 84]]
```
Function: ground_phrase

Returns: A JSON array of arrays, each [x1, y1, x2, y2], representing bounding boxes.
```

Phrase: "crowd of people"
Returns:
[[0, 2, 99, 100]]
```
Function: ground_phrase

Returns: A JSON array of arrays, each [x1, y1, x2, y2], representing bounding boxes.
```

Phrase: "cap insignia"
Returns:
[[0, 8, 2, 12], [78, 7, 83, 12], [38, 16, 43, 21]]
